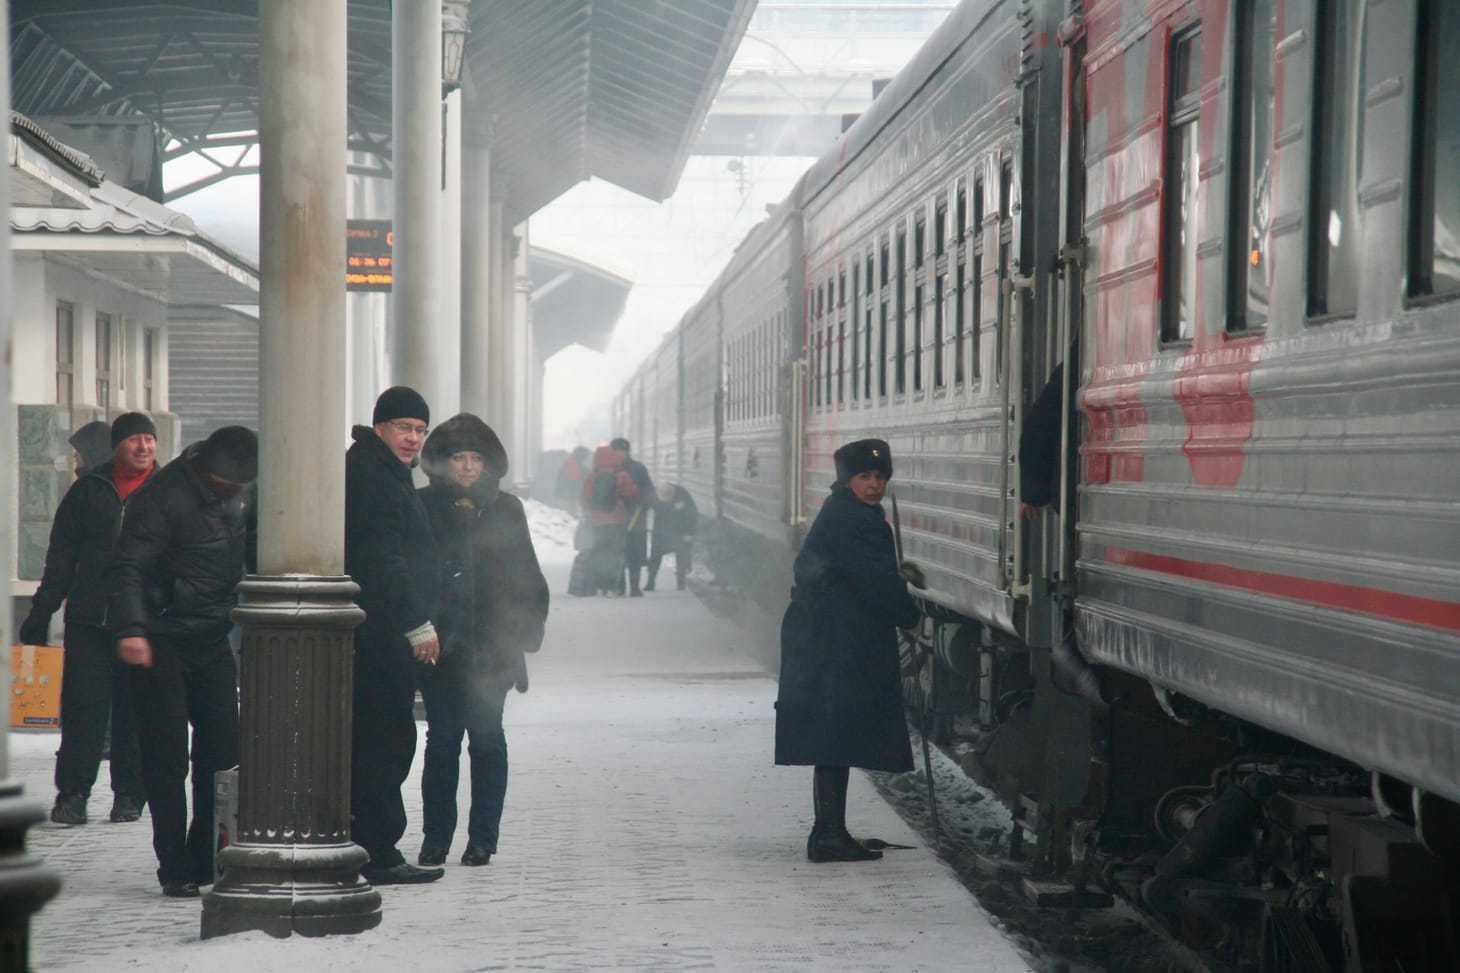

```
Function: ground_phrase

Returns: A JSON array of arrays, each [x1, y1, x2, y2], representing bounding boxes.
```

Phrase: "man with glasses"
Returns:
[[108, 425, 258, 897], [344, 386, 444, 884]]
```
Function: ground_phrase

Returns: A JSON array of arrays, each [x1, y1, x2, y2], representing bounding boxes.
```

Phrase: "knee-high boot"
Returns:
[[808, 766, 882, 863]]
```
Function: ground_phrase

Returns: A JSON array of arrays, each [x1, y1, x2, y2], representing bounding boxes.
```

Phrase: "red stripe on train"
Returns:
[[1104, 546, 1460, 633]]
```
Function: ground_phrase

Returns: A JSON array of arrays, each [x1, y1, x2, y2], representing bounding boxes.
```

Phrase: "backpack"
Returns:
[[589, 471, 619, 512]]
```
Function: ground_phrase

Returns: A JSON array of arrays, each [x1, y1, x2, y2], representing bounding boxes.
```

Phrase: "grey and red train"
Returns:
[[614, 1, 1459, 967]]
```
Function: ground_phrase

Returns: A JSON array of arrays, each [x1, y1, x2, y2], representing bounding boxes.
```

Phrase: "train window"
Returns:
[[896, 228, 908, 394], [1306, 1, 1361, 319], [880, 240, 889, 287], [997, 164, 1012, 381], [936, 200, 947, 258], [1161, 27, 1202, 343], [913, 280, 924, 392], [955, 259, 966, 387], [1228, 0, 1275, 332], [850, 264, 860, 401], [1409, 0, 1460, 299], [837, 317, 846, 405], [935, 268, 946, 388], [838, 270, 846, 308], [825, 314, 834, 408], [915, 214, 926, 267], [973, 176, 985, 381]]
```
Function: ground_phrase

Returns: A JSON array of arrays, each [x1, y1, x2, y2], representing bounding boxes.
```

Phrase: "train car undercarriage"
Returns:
[[902, 615, 1460, 973]]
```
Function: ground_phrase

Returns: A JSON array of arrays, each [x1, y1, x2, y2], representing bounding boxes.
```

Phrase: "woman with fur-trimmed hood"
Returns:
[[415, 413, 549, 868]]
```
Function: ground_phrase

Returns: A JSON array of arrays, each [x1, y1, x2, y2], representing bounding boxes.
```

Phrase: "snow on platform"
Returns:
[[15, 501, 1032, 972]]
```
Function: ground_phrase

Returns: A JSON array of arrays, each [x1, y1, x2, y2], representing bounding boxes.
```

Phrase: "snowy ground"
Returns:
[[12, 500, 1034, 973]]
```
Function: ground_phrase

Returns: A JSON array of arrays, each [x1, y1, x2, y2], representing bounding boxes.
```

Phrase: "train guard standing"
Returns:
[[775, 439, 921, 863]]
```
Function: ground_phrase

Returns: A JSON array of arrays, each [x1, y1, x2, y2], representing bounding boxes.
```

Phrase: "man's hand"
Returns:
[[413, 636, 440, 665], [1019, 502, 1046, 520], [18, 612, 51, 646], [898, 559, 928, 589], [117, 636, 153, 668], [405, 621, 440, 665]]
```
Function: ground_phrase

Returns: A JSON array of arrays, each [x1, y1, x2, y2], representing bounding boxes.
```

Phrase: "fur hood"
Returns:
[[421, 413, 509, 482]]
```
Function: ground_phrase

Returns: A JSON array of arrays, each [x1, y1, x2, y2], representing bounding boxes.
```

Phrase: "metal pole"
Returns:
[[201, 0, 379, 937]]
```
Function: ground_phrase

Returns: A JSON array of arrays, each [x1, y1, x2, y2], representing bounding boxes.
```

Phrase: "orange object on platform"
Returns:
[[10, 644, 63, 729]]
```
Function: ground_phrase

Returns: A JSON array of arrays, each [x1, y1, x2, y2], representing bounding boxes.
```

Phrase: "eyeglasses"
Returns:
[[390, 421, 429, 437]]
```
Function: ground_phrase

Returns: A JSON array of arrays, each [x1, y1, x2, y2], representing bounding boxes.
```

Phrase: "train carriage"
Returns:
[[797, 0, 1052, 641], [715, 200, 803, 555], [678, 291, 722, 521], [611, 0, 1460, 966]]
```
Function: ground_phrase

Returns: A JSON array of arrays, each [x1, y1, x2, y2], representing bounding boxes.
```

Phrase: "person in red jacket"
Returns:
[[580, 444, 640, 595]]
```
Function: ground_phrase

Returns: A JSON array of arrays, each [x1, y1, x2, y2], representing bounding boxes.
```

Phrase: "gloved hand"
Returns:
[[898, 559, 927, 590], [18, 612, 51, 646]]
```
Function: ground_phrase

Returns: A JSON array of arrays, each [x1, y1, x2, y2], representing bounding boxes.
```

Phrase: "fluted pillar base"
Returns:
[[201, 576, 378, 939], [201, 842, 379, 939]]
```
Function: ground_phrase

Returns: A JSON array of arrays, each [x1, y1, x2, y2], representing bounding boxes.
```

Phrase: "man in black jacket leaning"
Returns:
[[21, 412, 158, 826], [345, 386, 444, 885], [108, 425, 258, 898]]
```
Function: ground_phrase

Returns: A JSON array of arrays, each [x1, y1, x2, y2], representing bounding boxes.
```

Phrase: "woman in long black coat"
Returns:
[[416, 414, 549, 867], [775, 438, 924, 862]]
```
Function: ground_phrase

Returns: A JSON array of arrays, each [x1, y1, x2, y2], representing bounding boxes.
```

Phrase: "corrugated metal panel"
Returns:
[[168, 309, 260, 445]]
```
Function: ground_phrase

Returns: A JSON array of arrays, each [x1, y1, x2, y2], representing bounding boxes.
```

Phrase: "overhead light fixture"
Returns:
[[442, 0, 471, 94]]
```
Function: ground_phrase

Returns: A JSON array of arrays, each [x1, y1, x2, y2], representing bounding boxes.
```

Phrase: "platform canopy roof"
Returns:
[[8, 0, 754, 224], [529, 246, 631, 358]]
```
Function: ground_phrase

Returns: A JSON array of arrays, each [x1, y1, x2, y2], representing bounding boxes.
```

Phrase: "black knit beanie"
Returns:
[[833, 438, 894, 484], [110, 412, 157, 448], [200, 426, 259, 484], [372, 386, 430, 426]]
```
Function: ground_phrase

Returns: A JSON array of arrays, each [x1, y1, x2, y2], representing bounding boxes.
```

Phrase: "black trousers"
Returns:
[[350, 621, 418, 869], [55, 623, 144, 802], [129, 635, 239, 886], [418, 660, 511, 853], [648, 533, 693, 587]]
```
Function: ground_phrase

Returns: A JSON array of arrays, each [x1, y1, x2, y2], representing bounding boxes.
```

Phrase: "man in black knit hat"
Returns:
[[22, 412, 158, 826], [108, 425, 258, 897], [345, 386, 444, 885]]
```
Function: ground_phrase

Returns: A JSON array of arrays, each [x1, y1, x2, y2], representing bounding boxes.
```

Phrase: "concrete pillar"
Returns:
[[459, 113, 493, 419], [438, 88, 463, 417], [0, 0, 63, 957], [511, 221, 533, 483], [201, 0, 379, 938], [390, 0, 442, 396], [488, 197, 508, 428]]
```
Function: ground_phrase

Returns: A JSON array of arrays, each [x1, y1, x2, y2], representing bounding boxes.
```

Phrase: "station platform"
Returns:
[[12, 543, 1033, 972]]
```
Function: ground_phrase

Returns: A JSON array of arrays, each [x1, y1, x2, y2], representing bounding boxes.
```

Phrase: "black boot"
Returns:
[[629, 568, 642, 597], [808, 767, 881, 863]]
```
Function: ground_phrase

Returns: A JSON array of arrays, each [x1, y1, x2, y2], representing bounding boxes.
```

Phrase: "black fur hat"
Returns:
[[372, 386, 430, 426], [609, 437, 631, 452], [833, 438, 893, 484], [422, 413, 509, 480], [199, 426, 259, 484]]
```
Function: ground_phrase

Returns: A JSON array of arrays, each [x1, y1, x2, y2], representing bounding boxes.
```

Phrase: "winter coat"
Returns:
[[652, 484, 698, 537], [345, 425, 440, 636], [622, 457, 654, 530], [580, 445, 640, 529], [106, 447, 256, 643], [774, 483, 919, 771], [419, 415, 549, 686], [29, 461, 155, 630]]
